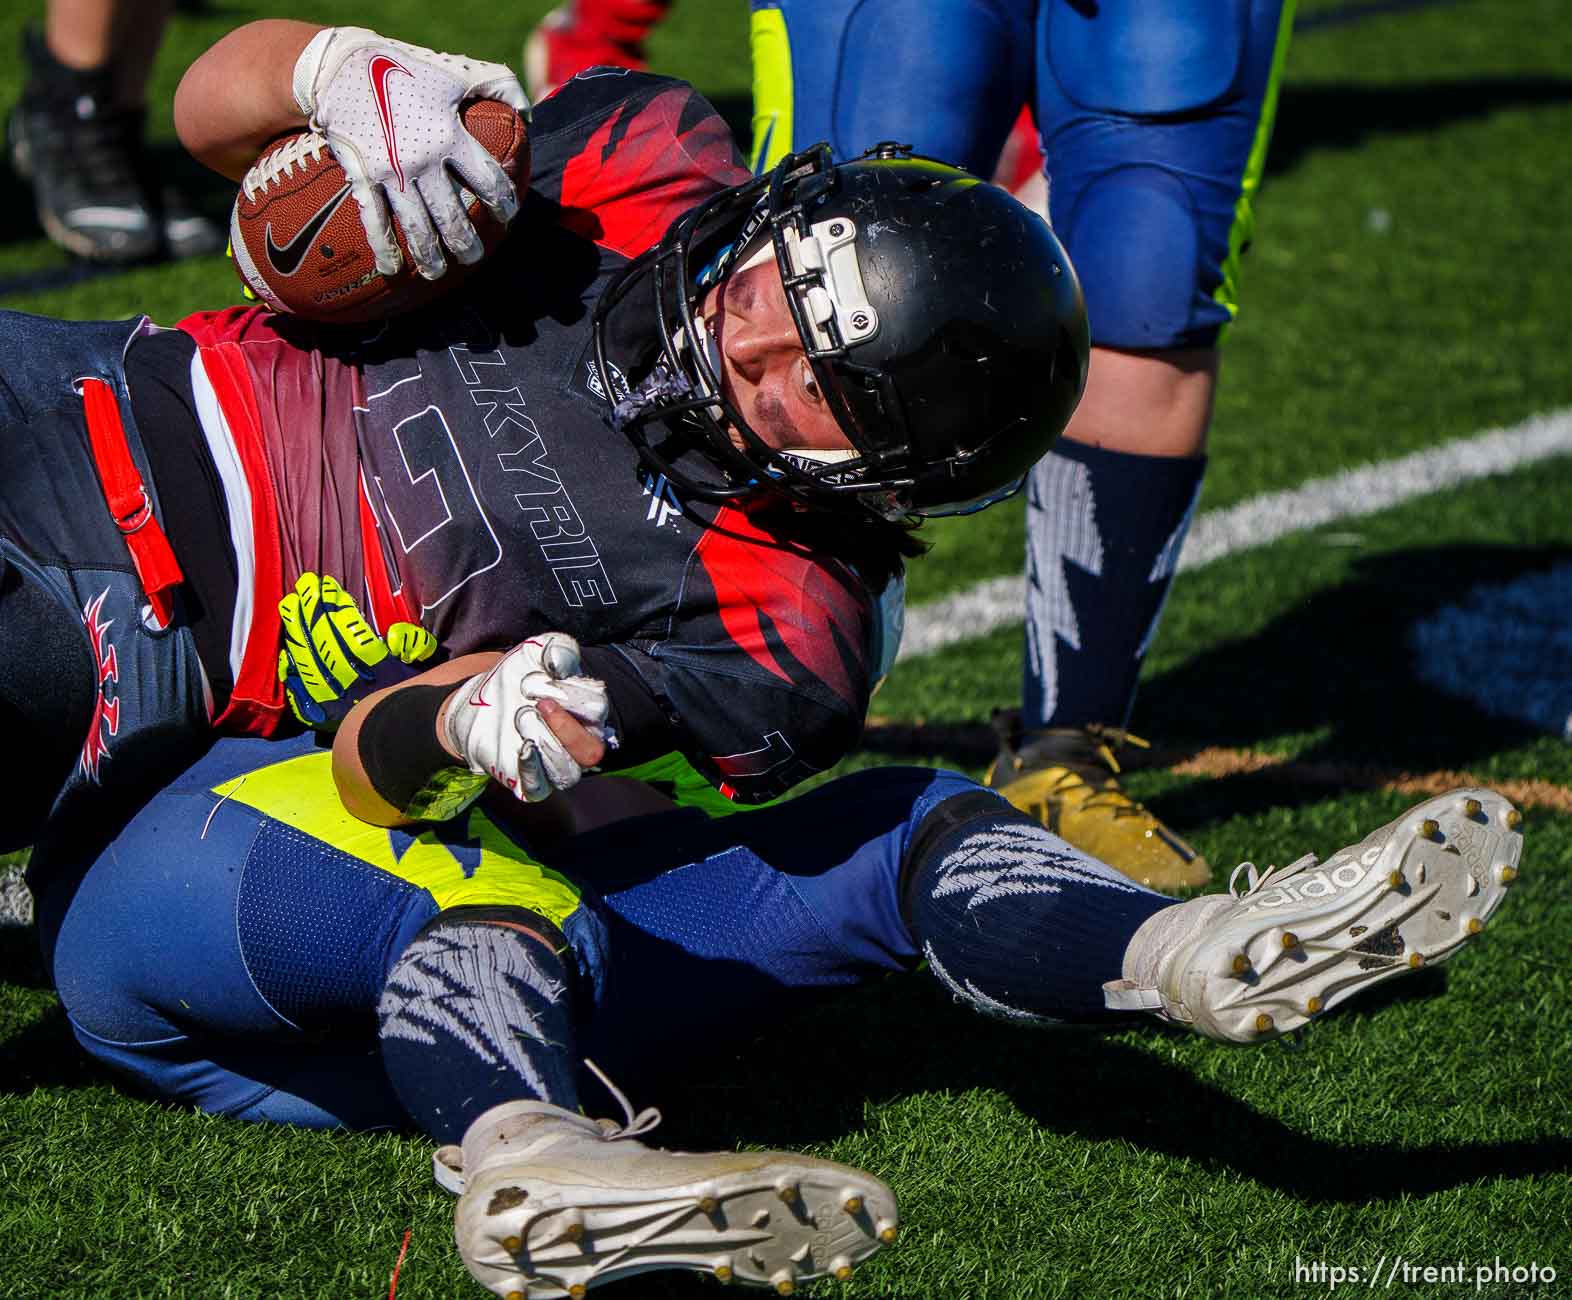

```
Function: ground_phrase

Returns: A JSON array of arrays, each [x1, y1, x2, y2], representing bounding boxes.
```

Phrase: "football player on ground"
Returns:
[[0, 18, 1088, 852], [749, 0, 1299, 891], [32, 695, 1523, 1296]]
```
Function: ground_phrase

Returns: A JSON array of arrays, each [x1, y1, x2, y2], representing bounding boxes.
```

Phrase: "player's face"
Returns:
[[700, 257, 852, 454]]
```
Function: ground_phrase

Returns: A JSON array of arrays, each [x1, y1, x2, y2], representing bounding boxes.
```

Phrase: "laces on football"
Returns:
[[243, 131, 329, 200]]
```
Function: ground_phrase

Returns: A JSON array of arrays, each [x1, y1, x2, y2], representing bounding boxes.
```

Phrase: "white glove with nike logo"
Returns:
[[443, 634, 616, 802], [292, 26, 528, 280]]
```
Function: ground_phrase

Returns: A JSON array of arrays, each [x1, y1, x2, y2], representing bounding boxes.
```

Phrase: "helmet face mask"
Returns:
[[593, 142, 1090, 521]]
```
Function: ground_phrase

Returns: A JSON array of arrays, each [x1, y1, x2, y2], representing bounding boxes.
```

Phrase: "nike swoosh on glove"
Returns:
[[293, 25, 529, 279], [277, 571, 438, 729], [443, 633, 616, 802]]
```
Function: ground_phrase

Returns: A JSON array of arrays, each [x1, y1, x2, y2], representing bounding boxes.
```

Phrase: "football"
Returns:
[[228, 98, 529, 324]]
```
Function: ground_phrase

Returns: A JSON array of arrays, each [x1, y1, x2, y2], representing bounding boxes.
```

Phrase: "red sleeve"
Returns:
[[632, 506, 876, 803], [527, 73, 750, 259], [175, 304, 291, 347]]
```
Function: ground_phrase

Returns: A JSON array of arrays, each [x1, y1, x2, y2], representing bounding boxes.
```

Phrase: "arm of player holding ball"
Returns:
[[332, 635, 622, 827], [174, 19, 527, 277]]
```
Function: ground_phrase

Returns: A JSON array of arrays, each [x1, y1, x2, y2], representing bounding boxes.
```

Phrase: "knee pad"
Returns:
[[1059, 165, 1220, 350], [1044, 0, 1250, 118]]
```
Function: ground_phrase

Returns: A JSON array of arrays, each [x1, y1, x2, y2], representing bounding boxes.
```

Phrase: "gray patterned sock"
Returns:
[[906, 802, 1175, 1024], [378, 907, 579, 1143]]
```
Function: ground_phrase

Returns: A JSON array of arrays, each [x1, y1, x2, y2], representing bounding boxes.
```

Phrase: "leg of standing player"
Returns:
[[522, 0, 675, 100], [1001, 0, 1299, 891], [749, 0, 1298, 892], [10, 0, 222, 260]]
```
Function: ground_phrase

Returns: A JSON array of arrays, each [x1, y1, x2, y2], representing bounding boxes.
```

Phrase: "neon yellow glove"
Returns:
[[277, 572, 437, 728]]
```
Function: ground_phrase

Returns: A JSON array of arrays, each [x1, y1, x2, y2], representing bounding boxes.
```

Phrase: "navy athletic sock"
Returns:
[[904, 796, 1175, 1023], [1023, 440, 1205, 729], [378, 907, 581, 1143]]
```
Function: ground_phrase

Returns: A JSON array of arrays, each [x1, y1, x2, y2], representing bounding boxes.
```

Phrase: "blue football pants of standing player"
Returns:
[[750, 0, 1296, 734], [31, 735, 1173, 1143]]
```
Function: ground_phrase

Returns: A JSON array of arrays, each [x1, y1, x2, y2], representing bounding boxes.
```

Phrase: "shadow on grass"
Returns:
[[1135, 543, 1570, 816], [1, 920, 1558, 1298], [0, 1003, 110, 1094], [1264, 77, 1572, 181], [860, 544, 1572, 826], [651, 973, 1572, 1208]]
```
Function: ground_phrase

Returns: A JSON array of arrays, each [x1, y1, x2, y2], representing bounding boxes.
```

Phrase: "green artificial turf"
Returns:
[[2, 1, 1570, 1297]]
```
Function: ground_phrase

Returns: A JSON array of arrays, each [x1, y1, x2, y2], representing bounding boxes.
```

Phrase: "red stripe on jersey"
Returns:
[[694, 507, 867, 709], [191, 343, 288, 735], [557, 85, 749, 258], [357, 470, 418, 631]]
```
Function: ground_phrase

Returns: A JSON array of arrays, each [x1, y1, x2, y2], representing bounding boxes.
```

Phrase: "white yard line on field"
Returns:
[[899, 406, 1572, 661]]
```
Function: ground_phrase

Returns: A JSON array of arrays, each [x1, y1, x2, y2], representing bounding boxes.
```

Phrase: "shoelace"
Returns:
[[1083, 725, 1152, 775], [1227, 852, 1319, 899], [243, 131, 329, 200], [583, 1057, 662, 1141], [1034, 767, 1149, 822]]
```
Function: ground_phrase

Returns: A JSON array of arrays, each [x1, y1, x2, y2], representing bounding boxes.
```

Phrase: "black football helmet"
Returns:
[[593, 141, 1089, 518]]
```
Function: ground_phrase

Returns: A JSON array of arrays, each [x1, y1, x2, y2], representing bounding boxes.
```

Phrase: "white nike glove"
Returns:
[[443, 634, 615, 802], [292, 26, 529, 280]]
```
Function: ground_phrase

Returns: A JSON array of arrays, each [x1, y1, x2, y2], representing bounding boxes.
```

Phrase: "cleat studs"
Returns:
[[715, 1263, 735, 1285], [698, 1196, 719, 1214], [877, 1222, 899, 1245], [1388, 870, 1405, 890], [1408, 951, 1425, 968], [1506, 808, 1523, 830], [831, 1255, 855, 1281], [503, 1236, 522, 1253], [569, 1287, 588, 1300], [1232, 953, 1252, 975], [506, 1293, 524, 1300], [776, 1181, 799, 1205], [1255, 1013, 1275, 1034], [1281, 932, 1300, 950], [843, 1194, 864, 1215], [773, 1265, 797, 1296], [1306, 996, 1323, 1015], [1419, 818, 1441, 841], [1499, 865, 1519, 884], [1467, 917, 1483, 934], [1464, 798, 1482, 818]]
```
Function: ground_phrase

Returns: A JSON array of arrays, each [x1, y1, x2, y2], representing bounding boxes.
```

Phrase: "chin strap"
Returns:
[[607, 361, 698, 437]]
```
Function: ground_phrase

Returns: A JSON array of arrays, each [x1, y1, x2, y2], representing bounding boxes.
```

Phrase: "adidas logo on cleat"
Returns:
[[1245, 845, 1385, 909]]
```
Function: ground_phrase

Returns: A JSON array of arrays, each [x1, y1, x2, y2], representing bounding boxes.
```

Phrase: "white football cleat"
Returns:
[[449, 1086, 897, 1298], [1104, 788, 1524, 1042]]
